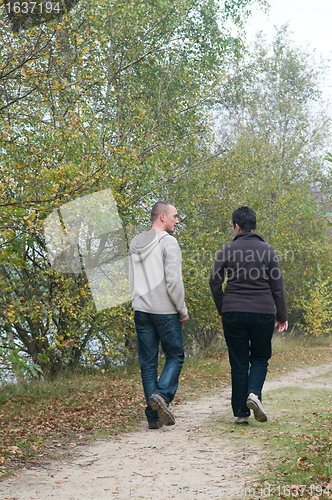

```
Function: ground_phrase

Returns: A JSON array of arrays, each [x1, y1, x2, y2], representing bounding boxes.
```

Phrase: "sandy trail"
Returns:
[[2, 362, 332, 500]]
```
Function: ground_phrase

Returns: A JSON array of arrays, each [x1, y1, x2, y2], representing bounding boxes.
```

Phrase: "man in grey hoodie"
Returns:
[[129, 202, 189, 428]]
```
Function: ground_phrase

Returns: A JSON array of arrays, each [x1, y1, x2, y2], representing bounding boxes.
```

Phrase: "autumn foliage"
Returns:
[[1, 0, 332, 380]]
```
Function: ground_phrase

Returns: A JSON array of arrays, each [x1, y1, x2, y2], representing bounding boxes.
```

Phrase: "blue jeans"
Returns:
[[222, 312, 275, 417], [134, 311, 185, 422]]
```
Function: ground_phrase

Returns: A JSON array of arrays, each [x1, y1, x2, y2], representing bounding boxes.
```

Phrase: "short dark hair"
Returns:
[[232, 206, 256, 232], [151, 201, 173, 222]]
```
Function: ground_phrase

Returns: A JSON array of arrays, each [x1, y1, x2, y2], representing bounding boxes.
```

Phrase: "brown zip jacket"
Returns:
[[209, 232, 287, 322]]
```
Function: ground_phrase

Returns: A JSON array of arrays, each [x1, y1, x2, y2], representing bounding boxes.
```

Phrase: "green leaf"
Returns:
[[302, 205, 312, 217]]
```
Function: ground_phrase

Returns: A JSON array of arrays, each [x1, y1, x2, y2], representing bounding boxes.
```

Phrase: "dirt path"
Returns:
[[2, 363, 332, 500]]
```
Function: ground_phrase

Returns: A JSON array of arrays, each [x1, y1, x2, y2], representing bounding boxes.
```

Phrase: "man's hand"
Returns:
[[180, 315, 189, 325], [275, 320, 288, 333]]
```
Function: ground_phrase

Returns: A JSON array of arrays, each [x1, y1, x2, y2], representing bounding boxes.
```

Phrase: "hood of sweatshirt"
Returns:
[[129, 231, 169, 299], [129, 230, 168, 261]]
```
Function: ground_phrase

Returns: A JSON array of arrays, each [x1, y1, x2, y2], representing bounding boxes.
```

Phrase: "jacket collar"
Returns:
[[233, 232, 265, 242]]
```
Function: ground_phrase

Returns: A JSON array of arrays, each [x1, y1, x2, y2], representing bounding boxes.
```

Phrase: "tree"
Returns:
[[0, 0, 264, 375], [166, 27, 332, 342], [4, 0, 80, 31]]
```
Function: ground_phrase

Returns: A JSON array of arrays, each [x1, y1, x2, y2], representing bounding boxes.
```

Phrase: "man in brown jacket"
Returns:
[[209, 206, 288, 425]]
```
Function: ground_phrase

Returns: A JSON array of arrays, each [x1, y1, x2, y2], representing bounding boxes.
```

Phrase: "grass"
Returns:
[[258, 389, 332, 486], [203, 387, 332, 499], [0, 362, 145, 476], [1, 332, 332, 481], [194, 334, 332, 500], [267, 333, 332, 377]]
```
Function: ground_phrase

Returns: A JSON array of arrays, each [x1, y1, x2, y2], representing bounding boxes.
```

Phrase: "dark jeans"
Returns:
[[222, 312, 275, 417], [134, 311, 185, 422]]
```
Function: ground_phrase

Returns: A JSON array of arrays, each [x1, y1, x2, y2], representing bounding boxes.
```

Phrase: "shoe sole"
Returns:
[[234, 420, 249, 425], [246, 398, 267, 422], [148, 422, 163, 429], [148, 395, 175, 426]]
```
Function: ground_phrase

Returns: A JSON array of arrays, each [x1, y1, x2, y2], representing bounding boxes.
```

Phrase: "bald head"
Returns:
[[151, 201, 173, 222], [150, 202, 179, 234]]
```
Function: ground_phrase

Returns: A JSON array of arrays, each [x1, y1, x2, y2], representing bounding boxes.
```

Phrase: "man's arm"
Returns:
[[209, 247, 226, 316], [268, 248, 288, 323], [163, 236, 188, 319]]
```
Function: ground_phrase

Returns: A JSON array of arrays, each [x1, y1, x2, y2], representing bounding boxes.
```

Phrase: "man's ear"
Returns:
[[160, 212, 165, 222]]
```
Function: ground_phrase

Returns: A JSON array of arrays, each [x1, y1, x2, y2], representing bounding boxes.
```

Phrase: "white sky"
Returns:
[[244, 0, 332, 99]]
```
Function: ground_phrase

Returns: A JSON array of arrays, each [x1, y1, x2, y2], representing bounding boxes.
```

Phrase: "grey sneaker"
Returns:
[[234, 416, 249, 425], [148, 421, 164, 429], [148, 393, 175, 426], [246, 393, 267, 422]]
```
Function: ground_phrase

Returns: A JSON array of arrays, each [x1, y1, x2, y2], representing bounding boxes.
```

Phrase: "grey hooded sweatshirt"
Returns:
[[129, 230, 188, 318]]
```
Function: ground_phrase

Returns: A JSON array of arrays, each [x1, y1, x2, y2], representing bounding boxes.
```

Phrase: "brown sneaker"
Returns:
[[148, 393, 175, 426]]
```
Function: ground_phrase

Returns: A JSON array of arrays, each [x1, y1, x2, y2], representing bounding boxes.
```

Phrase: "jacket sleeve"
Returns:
[[209, 247, 227, 316], [268, 248, 288, 322], [163, 236, 188, 318]]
